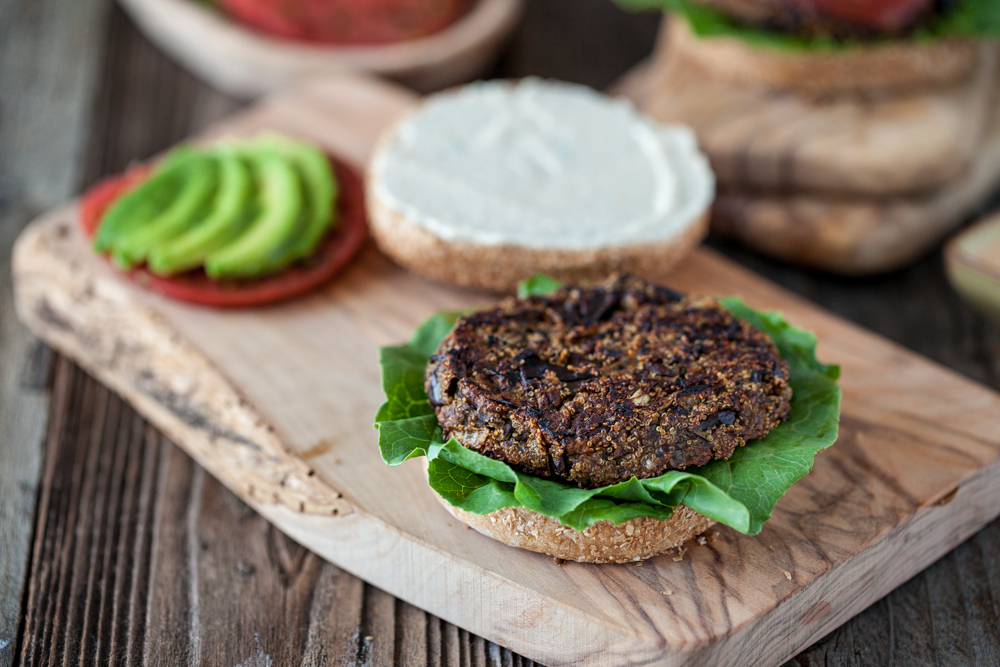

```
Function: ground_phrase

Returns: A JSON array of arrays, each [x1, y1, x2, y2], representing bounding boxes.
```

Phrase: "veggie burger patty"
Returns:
[[425, 275, 793, 489]]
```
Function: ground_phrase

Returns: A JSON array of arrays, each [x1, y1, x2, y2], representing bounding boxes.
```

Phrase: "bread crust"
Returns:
[[365, 88, 712, 293], [664, 16, 978, 97], [439, 497, 716, 563], [366, 185, 709, 292]]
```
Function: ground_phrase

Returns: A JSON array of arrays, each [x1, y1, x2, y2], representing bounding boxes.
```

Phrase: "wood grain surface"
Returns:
[[17, 201, 1000, 664], [14, 47, 1000, 667], [3, 1, 1000, 666], [21, 357, 527, 667], [0, 0, 111, 663]]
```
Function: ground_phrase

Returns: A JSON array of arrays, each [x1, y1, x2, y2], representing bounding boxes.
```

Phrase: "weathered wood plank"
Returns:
[[0, 0, 112, 663], [77, 3, 246, 188], [723, 240, 1000, 667], [12, 5, 537, 666], [9, 0, 1000, 665], [142, 442, 202, 667], [20, 359, 534, 666], [15, 65, 1000, 664]]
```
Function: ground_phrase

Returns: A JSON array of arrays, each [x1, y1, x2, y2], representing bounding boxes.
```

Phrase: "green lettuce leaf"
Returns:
[[374, 282, 841, 535], [613, 0, 1000, 51], [935, 0, 1000, 38], [517, 274, 564, 298]]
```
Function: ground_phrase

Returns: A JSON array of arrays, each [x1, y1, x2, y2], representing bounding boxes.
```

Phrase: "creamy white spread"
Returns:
[[371, 78, 715, 250]]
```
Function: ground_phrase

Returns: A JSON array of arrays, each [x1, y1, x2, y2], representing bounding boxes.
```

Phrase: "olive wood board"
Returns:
[[12, 73, 1000, 667], [118, 0, 522, 95]]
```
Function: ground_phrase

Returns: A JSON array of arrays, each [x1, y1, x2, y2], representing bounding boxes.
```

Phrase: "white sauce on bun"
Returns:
[[370, 78, 715, 250]]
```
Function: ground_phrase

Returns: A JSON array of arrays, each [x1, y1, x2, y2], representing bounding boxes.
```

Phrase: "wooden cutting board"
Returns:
[[12, 73, 1000, 667]]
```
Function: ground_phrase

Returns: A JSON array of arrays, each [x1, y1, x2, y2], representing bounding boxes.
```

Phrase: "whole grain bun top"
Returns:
[[366, 79, 715, 290]]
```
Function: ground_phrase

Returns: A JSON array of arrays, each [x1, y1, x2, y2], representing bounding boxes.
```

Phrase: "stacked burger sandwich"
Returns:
[[368, 79, 842, 563], [621, 0, 1000, 273]]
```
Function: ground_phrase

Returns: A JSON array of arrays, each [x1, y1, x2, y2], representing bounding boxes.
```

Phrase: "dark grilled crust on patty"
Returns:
[[425, 275, 793, 489]]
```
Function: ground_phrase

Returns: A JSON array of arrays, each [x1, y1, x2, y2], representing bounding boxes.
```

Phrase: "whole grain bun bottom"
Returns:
[[367, 193, 710, 293], [422, 455, 715, 563], [437, 495, 716, 564]]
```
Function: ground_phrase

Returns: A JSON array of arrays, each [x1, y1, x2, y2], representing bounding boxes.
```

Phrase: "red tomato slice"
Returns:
[[217, 0, 472, 45], [794, 0, 933, 31], [78, 156, 367, 308]]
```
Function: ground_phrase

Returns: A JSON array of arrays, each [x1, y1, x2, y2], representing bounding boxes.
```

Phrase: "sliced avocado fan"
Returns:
[[92, 134, 340, 280], [252, 133, 338, 261], [93, 146, 201, 255], [147, 147, 255, 275], [204, 148, 304, 279]]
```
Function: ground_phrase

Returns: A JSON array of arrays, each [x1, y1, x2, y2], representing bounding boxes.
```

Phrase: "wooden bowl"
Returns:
[[117, 0, 523, 96]]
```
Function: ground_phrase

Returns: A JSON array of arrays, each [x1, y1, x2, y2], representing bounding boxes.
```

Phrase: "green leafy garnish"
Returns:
[[374, 281, 841, 535], [935, 0, 1000, 38], [613, 0, 1000, 51]]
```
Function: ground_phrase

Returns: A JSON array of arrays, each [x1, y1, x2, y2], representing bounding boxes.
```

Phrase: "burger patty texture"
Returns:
[[425, 275, 793, 489]]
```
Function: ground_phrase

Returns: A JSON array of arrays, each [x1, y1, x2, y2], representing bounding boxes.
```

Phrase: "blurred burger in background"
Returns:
[[643, 0, 998, 95], [617, 0, 1000, 275]]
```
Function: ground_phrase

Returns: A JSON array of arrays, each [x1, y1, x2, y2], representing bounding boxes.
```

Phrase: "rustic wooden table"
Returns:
[[2, 1, 999, 665]]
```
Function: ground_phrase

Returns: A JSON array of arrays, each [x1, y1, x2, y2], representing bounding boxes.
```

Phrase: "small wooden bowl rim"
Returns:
[[117, 0, 524, 95]]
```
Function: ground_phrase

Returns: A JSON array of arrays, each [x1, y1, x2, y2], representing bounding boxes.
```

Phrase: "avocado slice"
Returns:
[[92, 147, 200, 254], [110, 153, 218, 267], [146, 149, 255, 276], [204, 149, 304, 279], [252, 134, 338, 260]]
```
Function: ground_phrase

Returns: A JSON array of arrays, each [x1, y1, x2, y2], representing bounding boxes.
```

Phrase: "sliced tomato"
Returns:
[[78, 157, 367, 308], [216, 0, 472, 45], [794, 0, 933, 31]]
